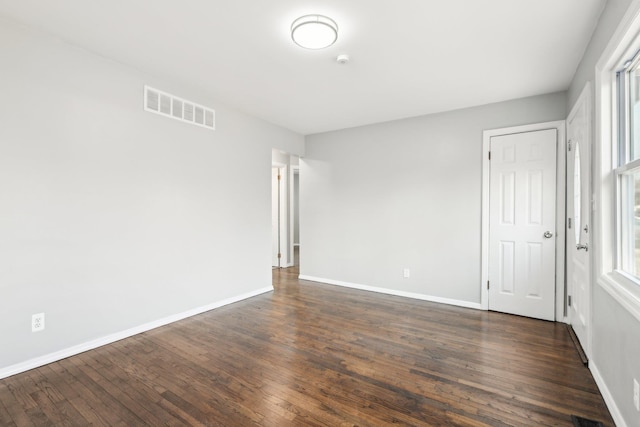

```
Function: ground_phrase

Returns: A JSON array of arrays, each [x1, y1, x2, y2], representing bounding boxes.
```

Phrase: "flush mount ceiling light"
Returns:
[[291, 14, 338, 49]]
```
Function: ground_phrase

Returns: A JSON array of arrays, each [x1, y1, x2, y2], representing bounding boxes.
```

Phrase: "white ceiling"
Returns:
[[0, 0, 605, 135]]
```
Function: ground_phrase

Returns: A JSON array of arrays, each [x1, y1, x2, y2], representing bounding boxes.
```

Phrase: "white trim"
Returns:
[[288, 161, 300, 266], [590, 361, 628, 427], [481, 121, 567, 320], [481, 130, 491, 310], [0, 286, 272, 380], [272, 163, 289, 268], [599, 274, 640, 322], [299, 275, 483, 310]]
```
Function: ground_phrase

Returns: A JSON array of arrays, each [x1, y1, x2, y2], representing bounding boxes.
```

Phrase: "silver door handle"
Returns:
[[576, 243, 589, 251], [543, 231, 553, 239]]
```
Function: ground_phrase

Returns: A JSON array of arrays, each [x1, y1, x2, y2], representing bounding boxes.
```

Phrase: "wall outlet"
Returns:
[[32, 313, 45, 332], [403, 268, 410, 278], [634, 378, 639, 411]]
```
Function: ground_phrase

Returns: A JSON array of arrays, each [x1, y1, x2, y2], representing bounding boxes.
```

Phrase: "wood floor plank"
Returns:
[[41, 362, 113, 426], [0, 382, 31, 427], [85, 349, 186, 426], [0, 261, 615, 426], [62, 356, 146, 426], [0, 390, 19, 427]]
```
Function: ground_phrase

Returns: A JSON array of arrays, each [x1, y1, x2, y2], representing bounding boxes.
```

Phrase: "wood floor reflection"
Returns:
[[0, 262, 613, 426]]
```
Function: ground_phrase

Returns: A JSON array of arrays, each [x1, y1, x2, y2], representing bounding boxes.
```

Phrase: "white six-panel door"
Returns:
[[488, 129, 558, 321]]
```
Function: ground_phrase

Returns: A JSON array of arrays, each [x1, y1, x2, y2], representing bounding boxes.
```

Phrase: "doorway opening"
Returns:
[[293, 168, 300, 267], [272, 150, 300, 271]]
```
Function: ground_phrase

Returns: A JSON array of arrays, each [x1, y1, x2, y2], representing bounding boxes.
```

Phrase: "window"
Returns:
[[617, 57, 640, 282], [596, 0, 640, 322]]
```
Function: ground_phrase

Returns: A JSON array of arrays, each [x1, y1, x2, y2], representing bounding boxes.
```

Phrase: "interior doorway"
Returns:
[[272, 150, 300, 270], [293, 168, 300, 267], [272, 166, 285, 267]]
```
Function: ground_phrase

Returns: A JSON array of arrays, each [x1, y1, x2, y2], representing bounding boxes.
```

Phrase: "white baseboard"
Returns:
[[0, 286, 273, 380], [590, 361, 628, 427], [298, 275, 483, 310]]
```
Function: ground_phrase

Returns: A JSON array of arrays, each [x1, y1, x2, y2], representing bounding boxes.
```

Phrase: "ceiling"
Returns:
[[0, 0, 605, 135]]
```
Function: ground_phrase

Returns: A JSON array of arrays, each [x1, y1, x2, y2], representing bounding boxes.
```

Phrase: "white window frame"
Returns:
[[595, 0, 640, 322], [615, 52, 640, 281]]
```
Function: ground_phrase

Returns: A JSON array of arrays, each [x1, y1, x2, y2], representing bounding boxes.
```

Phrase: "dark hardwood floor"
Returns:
[[0, 262, 614, 426]]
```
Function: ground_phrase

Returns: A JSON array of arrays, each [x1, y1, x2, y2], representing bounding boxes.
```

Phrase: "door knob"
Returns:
[[543, 231, 553, 239], [576, 243, 589, 251]]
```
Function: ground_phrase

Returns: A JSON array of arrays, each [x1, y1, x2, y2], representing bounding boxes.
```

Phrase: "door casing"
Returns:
[[272, 164, 289, 268], [481, 121, 567, 320]]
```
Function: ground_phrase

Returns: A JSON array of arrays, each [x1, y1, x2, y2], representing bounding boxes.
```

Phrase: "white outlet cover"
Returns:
[[32, 313, 45, 332], [403, 268, 410, 278]]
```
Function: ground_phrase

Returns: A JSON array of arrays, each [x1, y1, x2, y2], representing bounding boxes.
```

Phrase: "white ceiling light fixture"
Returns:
[[291, 14, 338, 49]]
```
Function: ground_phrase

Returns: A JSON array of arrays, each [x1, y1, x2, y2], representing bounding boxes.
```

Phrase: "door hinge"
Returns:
[[277, 174, 281, 181], [487, 280, 490, 290], [568, 295, 572, 307], [488, 151, 491, 160], [568, 140, 572, 151], [277, 253, 281, 259], [568, 217, 572, 229]]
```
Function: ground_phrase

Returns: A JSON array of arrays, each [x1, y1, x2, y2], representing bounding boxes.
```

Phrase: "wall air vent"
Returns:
[[144, 86, 215, 130]]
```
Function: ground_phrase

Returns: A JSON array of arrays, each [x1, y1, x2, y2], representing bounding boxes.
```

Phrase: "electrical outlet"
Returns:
[[32, 313, 45, 332], [634, 378, 639, 411], [403, 268, 410, 278]]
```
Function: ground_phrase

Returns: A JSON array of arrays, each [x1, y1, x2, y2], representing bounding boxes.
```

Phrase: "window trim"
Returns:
[[595, 0, 640, 323], [615, 61, 640, 281], [616, 157, 640, 173]]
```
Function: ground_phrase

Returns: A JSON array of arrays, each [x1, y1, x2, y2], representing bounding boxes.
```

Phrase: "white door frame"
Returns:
[[289, 164, 300, 262], [481, 120, 567, 320], [272, 163, 289, 268]]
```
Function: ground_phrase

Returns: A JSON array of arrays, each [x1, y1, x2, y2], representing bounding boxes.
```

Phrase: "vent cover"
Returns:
[[144, 86, 215, 130]]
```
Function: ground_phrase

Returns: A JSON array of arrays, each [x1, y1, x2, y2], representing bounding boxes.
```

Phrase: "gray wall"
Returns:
[[0, 19, 303, 371], [568, 1, 640, 426], [301, 92, 566, 304], [3, 2, 639, 423], [568, 0, 633, 107]]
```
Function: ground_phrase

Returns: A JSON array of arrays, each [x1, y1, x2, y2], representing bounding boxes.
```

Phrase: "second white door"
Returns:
[[567, 85, 591, 357], [488, 129, 557, 321]]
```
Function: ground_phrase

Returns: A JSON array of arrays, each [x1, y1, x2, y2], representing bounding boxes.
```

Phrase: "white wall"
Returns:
[[294, 172, 300, 245], [301, 93, 566, 305], [568, 1, 640, 426], [0, 19, 303, 373]]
